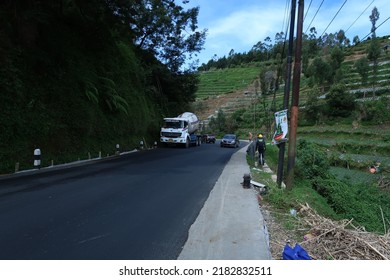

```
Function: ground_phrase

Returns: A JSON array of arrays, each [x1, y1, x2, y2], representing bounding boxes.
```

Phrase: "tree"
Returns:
[[209, 109, 227, 133], [259, 67, 267, 95], [354, 57, 370, 97], [336, 29, 347, 46], [263, 36, 273, 60], [0, 0, 204, 173], [304, 86, 323, 124], [325, 84, 355, 118], [367, 7, 381, 96], [330, 46, 344, 73], [306, 57, 332, 92], [107, 0, 207, 73], [352, 35, 360, 45], [251, 41, 268, 61], [369, 7, 380, 38]]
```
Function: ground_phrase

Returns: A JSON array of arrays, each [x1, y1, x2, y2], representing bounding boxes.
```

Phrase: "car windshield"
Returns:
[[164, 120, 183, 129], [223, 134, 235, 139]]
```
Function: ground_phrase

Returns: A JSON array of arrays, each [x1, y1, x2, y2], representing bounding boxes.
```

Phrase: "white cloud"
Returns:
[[203, 5, 286, 60], [184, 0, 390, 66]]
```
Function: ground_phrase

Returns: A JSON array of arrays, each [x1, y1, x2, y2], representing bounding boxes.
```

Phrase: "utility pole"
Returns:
[[276, 0, 296, 187], [286, 0, 304, 189]]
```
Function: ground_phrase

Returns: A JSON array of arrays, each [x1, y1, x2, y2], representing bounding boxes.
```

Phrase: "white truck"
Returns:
[[160, 112, 202, 148]]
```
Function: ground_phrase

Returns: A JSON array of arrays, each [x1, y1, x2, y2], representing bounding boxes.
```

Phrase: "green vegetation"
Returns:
[[0, 0, 205, 174], [196, 66, 260, 98], [249, 142, 390, 234], [1, 0, 389, 235], [194, 10, 390, 234]]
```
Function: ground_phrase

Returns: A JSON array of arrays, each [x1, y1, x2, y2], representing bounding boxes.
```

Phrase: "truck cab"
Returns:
[[160, 112, 201, 148]]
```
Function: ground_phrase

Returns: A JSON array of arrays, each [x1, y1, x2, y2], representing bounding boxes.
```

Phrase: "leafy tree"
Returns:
[[259, 67, 267, 95], [330, 46, 344, 70], [107, 0, 207, 73], [367, 7, 381, 96], [369, 6, 380, 38], [352, 35, 360, 45], [263, 36, 272, 50], [306, 57, 332, 92], [336, 29, 347, 46], [295, 140, 330, 180], [325, 83, 355, 117], [209, 109, 227, 134], [354, 57, 370, 96], [0, 0, 204, 173], [251, 41, 268, 62], [357, 97, 390, 124], [303, 86, 324, 124]]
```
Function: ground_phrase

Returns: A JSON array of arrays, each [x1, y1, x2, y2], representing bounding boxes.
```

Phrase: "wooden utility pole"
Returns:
[[286, 0, 304, 189], [276, 0, 296, 187]]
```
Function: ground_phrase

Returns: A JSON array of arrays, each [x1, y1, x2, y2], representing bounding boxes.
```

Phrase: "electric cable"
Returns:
[[281, 0, 291, 37], [361, 15, 390, 41], [345, 0, 375, 35], [303, 0, 313, 23], [320, 0, 348, 37], [305, 0, 324, 34]]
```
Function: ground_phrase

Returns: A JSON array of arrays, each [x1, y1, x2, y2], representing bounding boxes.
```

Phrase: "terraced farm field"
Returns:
[[298, 124, 390, 182], [196, 66, 260, 99], [193, 38, 390, 184]]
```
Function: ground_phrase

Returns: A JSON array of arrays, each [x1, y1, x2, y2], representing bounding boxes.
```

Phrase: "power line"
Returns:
[[303, 0, 313, 22], [283, 0, 291, 39], [361, 15, 390, 41], [320, 0, 348, 37], [345, 0, 375, 34], [305, 0, 324, 34], [281, 0, 291, 37]]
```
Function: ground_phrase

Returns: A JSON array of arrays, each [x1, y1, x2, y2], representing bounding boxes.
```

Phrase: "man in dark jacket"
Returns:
[[256, 134, 266, 166]]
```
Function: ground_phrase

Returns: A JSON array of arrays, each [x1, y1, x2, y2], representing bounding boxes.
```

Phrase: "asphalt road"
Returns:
[[0, 142, 240, 260]]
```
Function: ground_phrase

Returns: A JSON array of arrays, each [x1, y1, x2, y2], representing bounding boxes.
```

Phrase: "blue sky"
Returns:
[[182, 0, 390, 66]]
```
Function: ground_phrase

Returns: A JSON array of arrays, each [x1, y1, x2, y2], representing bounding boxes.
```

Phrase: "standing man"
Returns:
[[256, 134, 266, 166]]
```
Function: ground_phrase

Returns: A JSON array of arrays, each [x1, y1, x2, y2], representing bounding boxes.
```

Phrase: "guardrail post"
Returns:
[[34, 148, 41, 169]]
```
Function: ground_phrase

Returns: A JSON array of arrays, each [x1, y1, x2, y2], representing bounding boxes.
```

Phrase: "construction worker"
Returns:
[[256, 134, 266, 166]]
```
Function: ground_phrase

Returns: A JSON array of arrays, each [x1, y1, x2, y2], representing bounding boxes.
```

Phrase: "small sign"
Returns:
[[272, 109, 288, 144]]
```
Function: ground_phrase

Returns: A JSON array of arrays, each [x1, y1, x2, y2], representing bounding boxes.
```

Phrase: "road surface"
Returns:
[[0, 143, 240, 259]]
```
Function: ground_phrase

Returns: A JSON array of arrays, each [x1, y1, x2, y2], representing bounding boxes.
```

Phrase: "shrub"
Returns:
[[295, 140, 331, 180], [357, 97, 390, 124], [313, 177, 390, 233], [325, 83, 356, 117]]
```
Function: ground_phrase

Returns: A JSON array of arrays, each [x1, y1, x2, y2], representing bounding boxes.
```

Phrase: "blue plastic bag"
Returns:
[[282, 243, 311, 260]]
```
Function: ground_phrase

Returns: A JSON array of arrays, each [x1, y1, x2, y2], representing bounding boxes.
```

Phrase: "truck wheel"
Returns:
[[185, 138, 190, 148]]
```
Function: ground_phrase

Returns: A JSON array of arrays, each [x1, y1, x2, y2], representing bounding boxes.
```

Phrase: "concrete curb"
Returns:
[[178, 146, 272, 260]]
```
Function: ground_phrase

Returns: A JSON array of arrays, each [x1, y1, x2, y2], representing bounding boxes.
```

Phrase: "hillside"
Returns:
[[191, 37, 390, 256], [0, 1, 203, 175], [194, 37, 390, 123], [192, 38, 390, 168]]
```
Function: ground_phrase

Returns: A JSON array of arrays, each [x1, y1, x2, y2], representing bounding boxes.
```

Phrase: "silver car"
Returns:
[[220, 134, 240, 148]]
